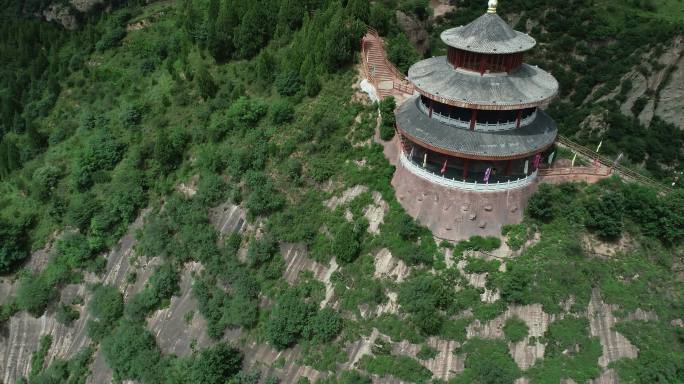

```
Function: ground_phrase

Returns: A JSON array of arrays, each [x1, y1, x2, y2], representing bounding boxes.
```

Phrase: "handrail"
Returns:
[[556, 135, 670, 192], [400, 151, 538, 191], [538, 167, 611, 177], [360, 27, 414, 98]]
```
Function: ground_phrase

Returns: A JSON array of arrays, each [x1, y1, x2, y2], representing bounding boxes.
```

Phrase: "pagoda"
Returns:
[[396, 0, 558, 191]]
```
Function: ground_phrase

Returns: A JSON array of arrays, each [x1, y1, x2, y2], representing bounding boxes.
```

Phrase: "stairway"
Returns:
[[361, 31, 412, 99]]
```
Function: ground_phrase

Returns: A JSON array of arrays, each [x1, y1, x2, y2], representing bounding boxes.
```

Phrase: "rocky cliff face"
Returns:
[[38, 0, 109, 29]]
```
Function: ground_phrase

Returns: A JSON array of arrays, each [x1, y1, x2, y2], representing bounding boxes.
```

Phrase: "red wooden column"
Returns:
[[516, 109, 523, 129], [463, 158, 470, 179], [470, 109, 478, 130], [505, 160, 513, 176]]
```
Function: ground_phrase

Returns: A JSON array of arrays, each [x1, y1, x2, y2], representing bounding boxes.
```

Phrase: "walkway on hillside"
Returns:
[[361, 28, 414, 100]]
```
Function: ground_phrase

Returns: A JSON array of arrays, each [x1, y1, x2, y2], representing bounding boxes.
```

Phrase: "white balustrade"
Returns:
[[418, 101, 537, 132], [400, 151, 538, 191]]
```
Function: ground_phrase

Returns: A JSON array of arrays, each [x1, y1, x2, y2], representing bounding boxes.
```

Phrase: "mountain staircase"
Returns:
[[361, 28, 414, 100]]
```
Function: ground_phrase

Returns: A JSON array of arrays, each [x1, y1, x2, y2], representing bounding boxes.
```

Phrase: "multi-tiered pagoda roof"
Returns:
[[395, 0, 559, 191]]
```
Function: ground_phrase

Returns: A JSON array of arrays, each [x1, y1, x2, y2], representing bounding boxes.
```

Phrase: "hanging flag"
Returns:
[[533, 153, 542, 170], [571, 153, 577, 167], [524, 160, 529, 174], [613, 153, 623, 168], [548, 151, 555, 165], [423, 153, 427, 168], [484, 167, 492, 183], [440, 159, 448, 174], [409, 147, 414, 159], [596, 140, 603, 153]]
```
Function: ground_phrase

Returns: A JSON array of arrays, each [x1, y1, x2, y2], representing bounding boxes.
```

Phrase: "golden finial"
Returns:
[[487, 0, 497, 13]]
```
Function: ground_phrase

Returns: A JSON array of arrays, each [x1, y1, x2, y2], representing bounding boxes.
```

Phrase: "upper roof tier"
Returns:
[[440, 12, 536, 54], [408, 56, 559, 110]]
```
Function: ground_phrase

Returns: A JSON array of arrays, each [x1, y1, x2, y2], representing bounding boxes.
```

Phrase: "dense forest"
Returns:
[[0, 0, 682, 383]]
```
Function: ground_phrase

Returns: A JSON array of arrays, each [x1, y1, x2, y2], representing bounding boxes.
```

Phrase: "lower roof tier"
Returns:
[[396, 95, 557, 160], [408, 56, 559, 110]]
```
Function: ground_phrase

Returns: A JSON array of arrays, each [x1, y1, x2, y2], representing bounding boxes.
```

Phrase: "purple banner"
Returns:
[[484, 167, 492, 183]]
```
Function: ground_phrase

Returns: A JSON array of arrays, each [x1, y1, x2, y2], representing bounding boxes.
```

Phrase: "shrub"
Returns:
[[503, 316, 529, 343], [275, 70, 302, 96], [303, 307, 342, 342], [331, 222, 361, 263], [56, 304, 80, 326], [32, 165, 60, 200], [55, 232, 93, 268], [416, 344, 438, 360], [360, 354, 432, 382], [89, 284, 124, 324], [271, 99, 295, 125], [266, 290, 317, 349], [502, 224, 527, 251], [101, 320, 162, 383], [16, 274, 55, 316], [378, 97, 396, 141], [0, 217, 30, 273], [226, 97, 268, 130], [187, 343, 243, 384], [386, 33, 422, 74], [454, 338, 521, 384], [528, 184, 557, 221], [584, 191, 624, 239]]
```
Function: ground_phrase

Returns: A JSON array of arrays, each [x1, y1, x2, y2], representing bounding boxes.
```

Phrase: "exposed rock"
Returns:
[[373, 248, 409, 283], [324, 185, 368, 209], [587, 289, 638, 368], [392, 337, 466, 380], [42, 4, 79, 30], [148, 262, 212, 356], [70, 0, 107, 13], [467, 304, 552, 370], [655, 45, 684, 129], [396, 11, 430, 54], [363, 191, 389, 234]]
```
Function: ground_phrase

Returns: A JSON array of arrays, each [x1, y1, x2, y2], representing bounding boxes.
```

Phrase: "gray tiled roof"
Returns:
[[408, 57, 558, 110], [396, 96, 557, 158], [440, 13, 536, 54]]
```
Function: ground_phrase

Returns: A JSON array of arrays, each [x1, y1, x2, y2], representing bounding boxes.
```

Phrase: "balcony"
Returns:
[[400, 151, 538, 192], [418, 101, 537, 132]]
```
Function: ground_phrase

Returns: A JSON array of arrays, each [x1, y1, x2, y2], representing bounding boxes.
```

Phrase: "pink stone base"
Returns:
[[392, 163, 538, 240], [378, 133, 538, 241]]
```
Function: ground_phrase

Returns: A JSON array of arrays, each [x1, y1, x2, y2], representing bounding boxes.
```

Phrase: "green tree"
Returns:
[[188, 343, 243, 384], [346, 0, 370, 23], [266, 290, 316, 349], [101, 321, 162, 383], [0, 217, 30, 273], [331, 222, 361, 263], [197, 67, 218, 99], [584, 190, 624, 239], [387, 33, 421, 74], [89, 284, 124, 324]]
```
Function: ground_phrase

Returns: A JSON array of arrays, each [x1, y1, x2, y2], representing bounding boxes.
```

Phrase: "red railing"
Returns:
[[539, 167, 611, 177], [360, 27, 414, 98]]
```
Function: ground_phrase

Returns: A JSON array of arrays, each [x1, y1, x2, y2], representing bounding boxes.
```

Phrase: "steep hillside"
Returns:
[[0, 1, 683, 384]]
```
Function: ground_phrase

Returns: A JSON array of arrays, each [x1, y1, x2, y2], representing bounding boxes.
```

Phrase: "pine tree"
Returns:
[[346, 0, 370, 24]]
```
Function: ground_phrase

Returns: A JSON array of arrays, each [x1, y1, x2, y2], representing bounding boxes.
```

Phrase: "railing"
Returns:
[[417, 101, 537, 131], [538, 166, 611, 177], [400, 151, 538, 191], [361, 27, 415, 98], [556, 135, 671, 193]]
